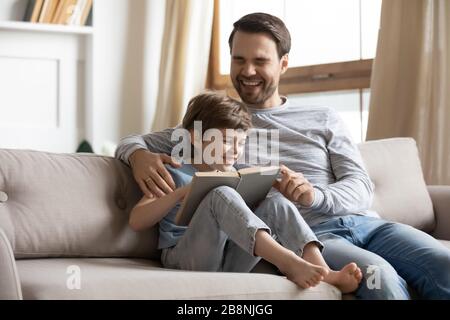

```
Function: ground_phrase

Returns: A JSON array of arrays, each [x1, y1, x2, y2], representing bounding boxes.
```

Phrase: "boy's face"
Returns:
[[193, 128, 247, 172], [215, 128, 247, 171], [230, 31, 288, 109]]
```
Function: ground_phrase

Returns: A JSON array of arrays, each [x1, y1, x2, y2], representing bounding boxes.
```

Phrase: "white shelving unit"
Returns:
[[0, 20, 93, 34], [0, 3, 94, 153]]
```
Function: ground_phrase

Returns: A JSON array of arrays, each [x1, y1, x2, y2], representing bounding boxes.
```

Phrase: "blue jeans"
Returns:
[[161, 186, 321, 272], [311, 215, 450, 299]]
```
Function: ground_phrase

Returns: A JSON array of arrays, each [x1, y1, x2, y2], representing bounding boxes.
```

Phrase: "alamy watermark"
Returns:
[[66, 265, 81, 290], [366, 265, 381, 290], [170, 121, 280, 168]]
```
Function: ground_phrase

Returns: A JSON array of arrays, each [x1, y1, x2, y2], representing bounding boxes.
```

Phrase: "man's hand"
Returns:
[[129, 149, 182, 198], [273, 165, 315, 207]]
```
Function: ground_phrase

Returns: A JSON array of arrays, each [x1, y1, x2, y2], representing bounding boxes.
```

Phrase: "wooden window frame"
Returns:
[[207, 0, 373, 95]]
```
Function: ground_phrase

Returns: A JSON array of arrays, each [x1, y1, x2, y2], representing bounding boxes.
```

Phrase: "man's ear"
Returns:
[[280, 54, 289, 74]]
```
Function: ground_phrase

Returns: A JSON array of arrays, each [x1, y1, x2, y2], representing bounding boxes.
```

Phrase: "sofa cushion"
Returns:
[[358, 138, 435, 232], [16, 258, 341, 299], [0, 149, 157, 259]]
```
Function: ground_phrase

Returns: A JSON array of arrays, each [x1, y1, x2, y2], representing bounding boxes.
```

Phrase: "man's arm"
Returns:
[[307, 108, 374, 215], [115, 128, 177, 166], [115, 127, 181, 197]]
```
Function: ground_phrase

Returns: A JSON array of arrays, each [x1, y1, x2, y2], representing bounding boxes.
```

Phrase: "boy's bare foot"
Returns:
[[323, 262, 363, 293], [279, 252, 329, 289]]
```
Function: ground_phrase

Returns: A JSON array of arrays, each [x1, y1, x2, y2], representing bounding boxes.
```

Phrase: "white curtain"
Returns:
[[366, 0, 450, 185], [151, 0, 214, 131]]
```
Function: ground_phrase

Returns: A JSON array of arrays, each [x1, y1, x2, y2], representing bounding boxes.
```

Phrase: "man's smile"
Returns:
[[239, 78, 264, 92]]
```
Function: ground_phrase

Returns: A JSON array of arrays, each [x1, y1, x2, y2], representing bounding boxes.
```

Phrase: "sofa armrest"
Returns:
[[428, 185, 450, 241], [0, 227, 22, 299]]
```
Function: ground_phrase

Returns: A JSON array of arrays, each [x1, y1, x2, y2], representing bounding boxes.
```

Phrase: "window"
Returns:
[[289, 89, 371, 143], [208, 0, 381, 142]]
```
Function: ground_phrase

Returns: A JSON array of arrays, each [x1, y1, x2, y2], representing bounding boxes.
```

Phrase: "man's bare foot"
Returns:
[[279, 252, 329, 289], [323, 263, 363, 293]]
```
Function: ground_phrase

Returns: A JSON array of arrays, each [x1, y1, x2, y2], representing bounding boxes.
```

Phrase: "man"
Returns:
[[116, 13, 450, 299]]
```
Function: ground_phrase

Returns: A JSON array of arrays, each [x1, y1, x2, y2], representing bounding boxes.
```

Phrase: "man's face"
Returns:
[[230, 31, 288, 109]]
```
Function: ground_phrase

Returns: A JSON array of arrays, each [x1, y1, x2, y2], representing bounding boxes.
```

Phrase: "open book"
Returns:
[[175, 166, 280, 226]]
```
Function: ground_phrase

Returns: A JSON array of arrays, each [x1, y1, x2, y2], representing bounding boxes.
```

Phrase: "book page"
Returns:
[[174, 166, 280, 226], [175, 173, 240, 226], [235, 166, 280, 209]]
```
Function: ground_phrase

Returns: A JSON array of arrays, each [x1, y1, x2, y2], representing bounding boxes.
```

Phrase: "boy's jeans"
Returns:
[[311, 215, 450, 299], [161, 186, 321, 273]]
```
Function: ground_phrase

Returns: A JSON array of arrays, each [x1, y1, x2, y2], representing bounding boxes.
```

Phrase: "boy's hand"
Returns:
[[129, 149, 182, 198], [273, 165, 315, 207]]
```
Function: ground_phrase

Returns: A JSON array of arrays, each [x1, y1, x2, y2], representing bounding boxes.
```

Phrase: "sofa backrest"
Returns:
[[0, 149, 158, 260], [0, 138, 436, 259], [358, 138, 435, 232]]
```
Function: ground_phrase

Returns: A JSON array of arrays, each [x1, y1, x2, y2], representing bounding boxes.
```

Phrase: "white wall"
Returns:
[[0, 1, 90, 153], [92, 0, 166, 154], [0, 0, 166, 154], [0, 0, 28, 21]]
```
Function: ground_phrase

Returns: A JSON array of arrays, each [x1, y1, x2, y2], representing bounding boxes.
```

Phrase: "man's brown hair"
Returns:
[[182, 91, 252, 132], [228, 12, 291, 59]]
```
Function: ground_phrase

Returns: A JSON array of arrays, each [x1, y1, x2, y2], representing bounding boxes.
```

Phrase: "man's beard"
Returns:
[[233, 78, 277, 107]]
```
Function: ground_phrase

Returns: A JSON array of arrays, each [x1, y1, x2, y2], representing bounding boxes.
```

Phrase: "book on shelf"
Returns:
[[51, 0, 65, 23], [53, 0, 93, 26], [23, 0, 93, 26], [79, 0, 93, 26], [22, 0, 44, 23], [175, 166, 280, 226], [23, 0, 35, 22], [38, 0, 59, 23]]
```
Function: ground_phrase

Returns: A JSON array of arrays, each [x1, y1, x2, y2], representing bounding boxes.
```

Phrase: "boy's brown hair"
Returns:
[[182, 92, 252, 132]]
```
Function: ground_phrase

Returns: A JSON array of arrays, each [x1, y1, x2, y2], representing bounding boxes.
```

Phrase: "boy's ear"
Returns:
[[280, 54, 289, 75], [189, 128, 201, 147]]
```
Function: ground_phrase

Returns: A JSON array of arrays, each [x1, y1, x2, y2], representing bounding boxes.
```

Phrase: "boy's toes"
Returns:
[[318, 266, 329, 277], [344, 262, 358, 274], [355, 269, 363, 282]]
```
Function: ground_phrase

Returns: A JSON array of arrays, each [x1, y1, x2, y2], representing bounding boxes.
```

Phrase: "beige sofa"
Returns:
[[1, 137, 449, 300]]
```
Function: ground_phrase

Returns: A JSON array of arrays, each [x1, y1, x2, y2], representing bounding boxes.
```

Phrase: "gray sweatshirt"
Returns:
[[115, 98, 376, 226]]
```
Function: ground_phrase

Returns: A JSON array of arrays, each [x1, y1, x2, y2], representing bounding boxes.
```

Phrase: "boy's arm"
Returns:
[[129, 185, 190, 231], [115, 128, 181, 197]]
